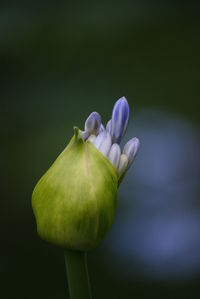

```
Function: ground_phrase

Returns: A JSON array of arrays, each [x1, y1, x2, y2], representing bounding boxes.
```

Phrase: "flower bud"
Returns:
[[111, 97, 129, 143], [108, 143, 121, 169], [32, 128, 118, 251], [32, 96, 140, 252], [123, 137, 140, 167], [84, 112, 101, 135]]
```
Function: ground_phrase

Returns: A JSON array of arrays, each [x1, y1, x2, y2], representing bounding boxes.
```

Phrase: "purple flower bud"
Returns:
[[122, 137, 140, 167], [108, 143, 121, 169], [111, 97, 129, 144], [84, 112, 101, 135], [117, 154, 128, 178], [88, 134, 96, 144], [106, 119, 112, 134], [94, 131, 112, 157]]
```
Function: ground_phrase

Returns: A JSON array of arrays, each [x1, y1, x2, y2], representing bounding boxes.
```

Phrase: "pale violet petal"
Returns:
[[98, 132, 112, 157], [123, 137, 140, 167], [84, 112, 101, 135], [111, 97, 129, 144], [108, 143, 121, 169], [93, 131, 107, 149]]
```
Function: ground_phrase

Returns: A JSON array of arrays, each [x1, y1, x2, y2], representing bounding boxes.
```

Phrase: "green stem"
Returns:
[[64, 250, 92, 299]]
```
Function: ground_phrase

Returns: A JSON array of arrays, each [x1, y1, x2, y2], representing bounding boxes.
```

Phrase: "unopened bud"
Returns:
[[108, 143, 121, 169], [111, 97, 129, 143], [85, 112, 101, 135], [123, 137, 140, 167]]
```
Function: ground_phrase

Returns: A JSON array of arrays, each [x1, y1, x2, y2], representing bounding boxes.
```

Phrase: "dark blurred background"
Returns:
[[1, 1, 200, 298]]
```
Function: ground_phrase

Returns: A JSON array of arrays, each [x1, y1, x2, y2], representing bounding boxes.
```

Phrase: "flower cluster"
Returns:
[[32, 96, 139, 251], [81, 96, 139, 179]]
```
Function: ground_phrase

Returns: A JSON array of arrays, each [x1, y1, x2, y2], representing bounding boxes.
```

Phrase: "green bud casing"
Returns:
[[32, 129, 118, 251]]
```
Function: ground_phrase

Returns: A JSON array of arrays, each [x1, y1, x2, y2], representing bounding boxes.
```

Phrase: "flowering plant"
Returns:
[[32, 96, 139, 299]]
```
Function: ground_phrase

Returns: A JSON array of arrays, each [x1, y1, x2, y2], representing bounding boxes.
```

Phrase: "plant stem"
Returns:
[[64, 250, 92, 299]]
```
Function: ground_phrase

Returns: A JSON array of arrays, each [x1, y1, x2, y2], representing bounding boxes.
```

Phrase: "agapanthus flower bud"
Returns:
[[111, 97, 129, 143], [108, 143, 121, 169], [32, 96, 139, 252], [123, 137, 140, 167], [85, 112, 101, 135]]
